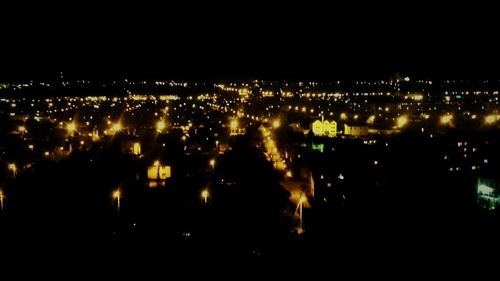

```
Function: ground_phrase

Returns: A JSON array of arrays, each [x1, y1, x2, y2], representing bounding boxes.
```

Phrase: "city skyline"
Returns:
[[1, 3, 500, 264]]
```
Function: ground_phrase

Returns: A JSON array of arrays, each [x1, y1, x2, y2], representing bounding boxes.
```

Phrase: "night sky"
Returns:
[[1, 3, 499, 81]]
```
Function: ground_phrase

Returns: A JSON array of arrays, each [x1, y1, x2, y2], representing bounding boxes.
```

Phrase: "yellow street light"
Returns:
[[201, 189, 209, 204], [397, 115, 408, 128], [111, 122, 122, 133], [18, 126, 27, 134], [209, 159, 215, 169], [340, 113, 348, 120], [296, 194, 307, 233], [113, 189, 121, 212], [66, 122, 77, 134], [8, 163, 17, 177], [272, 119, 281, 128], [0, 190, 5, 211], [230, 119, 238, 130], [485, 115, 497, 125], [156, 120, 166, 132], [440, 114, 453, 125], [367, 115, 376, 124]]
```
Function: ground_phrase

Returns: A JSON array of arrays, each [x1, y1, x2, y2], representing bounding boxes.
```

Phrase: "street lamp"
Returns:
[[8, 163, 17, 177], [485, 115, 497, 125], [230, 120, 238, 130], [397, 115, 408, 128], [201, 189, 209, 204], [18, 126, 27, 134], [440, 114, 453, 125], [111, 122, 122, 133], [113, 189, 121, 212], [209, 159, 215, 170], [296, 194, 307, 233], [66, 122, 77, 135], [272, 119, 281, 129], [156, 120, 166, 132], [0, 190, 5, 211]]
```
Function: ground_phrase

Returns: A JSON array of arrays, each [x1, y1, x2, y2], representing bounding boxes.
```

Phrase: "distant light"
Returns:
[[230, 119, 238, 130], [478, 184, 494, 194], [413, 94, 423, 101], [112, 189, 121, 211], [404, 77, 410, 82], [272, 119, 281, 128], [156, 120, 166, 132], [133, 142, 141, 155], [112, 122, 122, 132], [397, 115, 408, 128], [286, 171, 292, 177], [440, 114, 453, 125], [66, 122, 76, 133], [209, 159, 215, 168], [485, 114, 497, 125], [367, 115, 376, 124], [340, 113, 348, 120], [201, 189, 209, 203], [8, 163, 17, 175]]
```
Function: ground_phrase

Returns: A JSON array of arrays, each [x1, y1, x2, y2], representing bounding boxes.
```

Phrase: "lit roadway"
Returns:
[[259, 126, 311, 209], [260, 126, 287, 171]]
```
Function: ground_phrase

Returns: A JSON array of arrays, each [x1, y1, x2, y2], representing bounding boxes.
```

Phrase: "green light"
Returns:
[[477, 177, 499, 210], [311, 143, 324, 153]]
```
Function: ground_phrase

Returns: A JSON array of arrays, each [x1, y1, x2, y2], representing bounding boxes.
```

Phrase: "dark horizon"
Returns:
[[2, 3, 500, 82]]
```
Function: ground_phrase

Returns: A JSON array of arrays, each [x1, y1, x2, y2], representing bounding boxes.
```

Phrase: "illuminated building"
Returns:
[[229, 118, 245, 136], [477, 177, 499, 210], [133, 142, 141, 155], [311, 119, 337, 137], [147, 161, 171, 188], [344, 124, 369, 137]]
